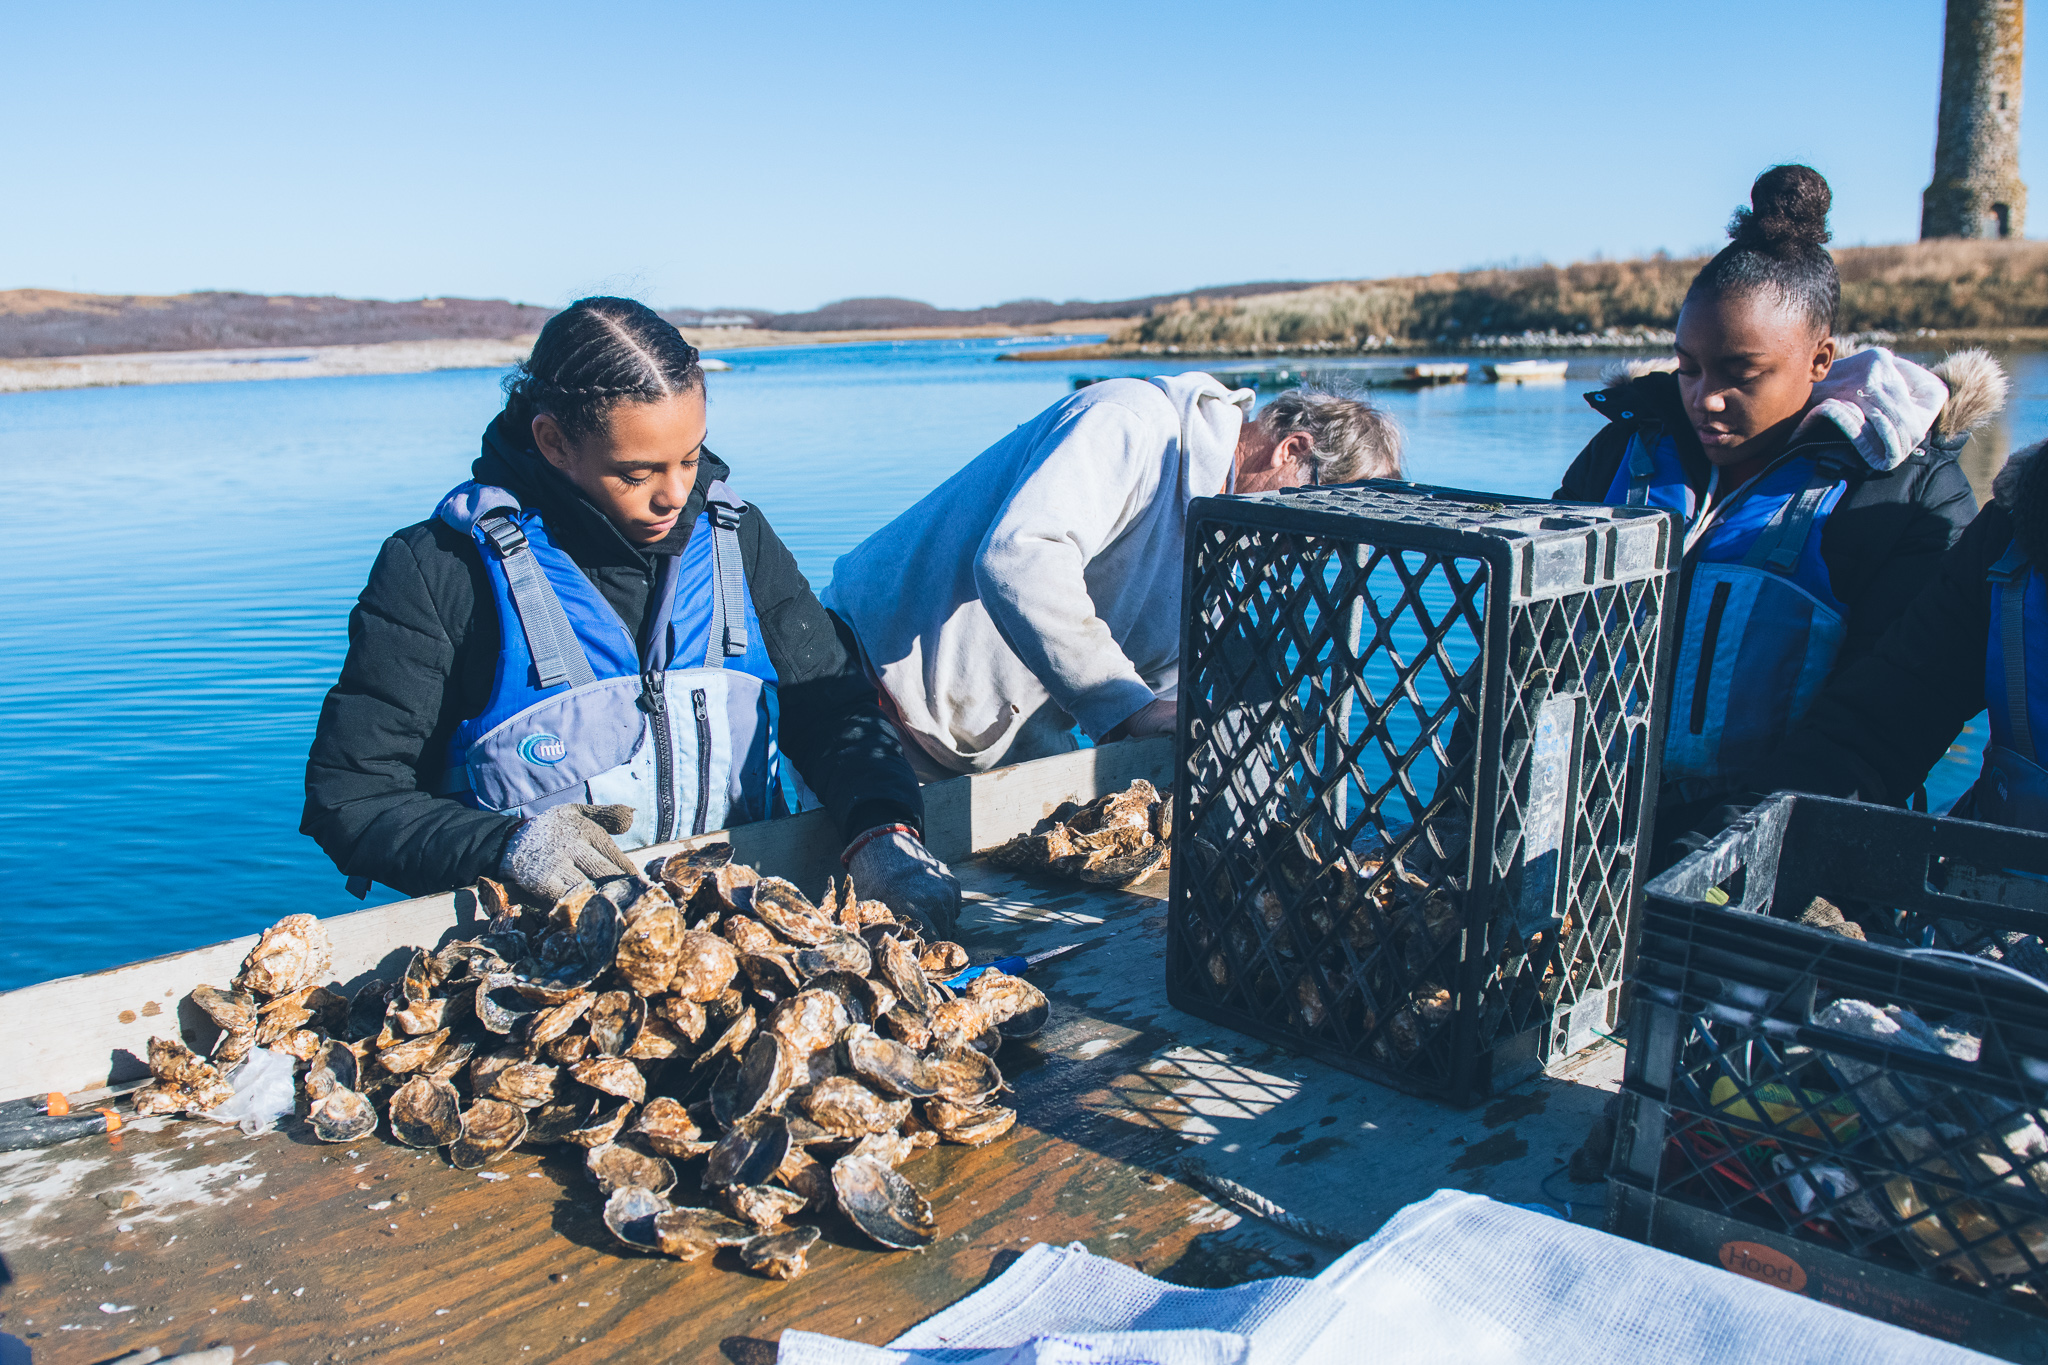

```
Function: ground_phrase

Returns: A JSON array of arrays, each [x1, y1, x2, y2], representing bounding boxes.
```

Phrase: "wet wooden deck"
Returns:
[[0, 853, 1619, 1365]]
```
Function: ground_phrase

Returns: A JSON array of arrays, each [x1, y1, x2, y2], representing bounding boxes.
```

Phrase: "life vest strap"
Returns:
[[705, 481, 750, 663], [1992, 542, 2037, 764], [480, 513, 598, 691], [1739, 460, 1842, 577], [1624, 427, 1659, 507]]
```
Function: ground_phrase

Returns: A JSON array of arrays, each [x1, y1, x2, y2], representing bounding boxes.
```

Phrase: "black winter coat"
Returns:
[[1555, 365, 1976, 855], [301, 416, 923, 896], [1556, 368, 1977, 673], [1761, 443, 2048, 804]]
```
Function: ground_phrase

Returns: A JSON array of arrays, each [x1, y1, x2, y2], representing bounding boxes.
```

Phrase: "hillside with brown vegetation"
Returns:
[[0, 291, 559, 359], [1118, 240, 2048, 351]]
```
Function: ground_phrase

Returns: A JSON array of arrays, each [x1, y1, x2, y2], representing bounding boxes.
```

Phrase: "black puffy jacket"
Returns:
[[1762, 439, 2048, 805], [301, 414, 923, 896], [1555, 356, 1988, 852]]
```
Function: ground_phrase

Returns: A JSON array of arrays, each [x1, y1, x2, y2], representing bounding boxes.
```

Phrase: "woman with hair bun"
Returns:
[[1557, 165, 2004, 862], [303, 297, 957, 932]]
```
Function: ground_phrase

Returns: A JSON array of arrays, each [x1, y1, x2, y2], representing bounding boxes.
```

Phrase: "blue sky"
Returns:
[[2, 1, 2035, 312]]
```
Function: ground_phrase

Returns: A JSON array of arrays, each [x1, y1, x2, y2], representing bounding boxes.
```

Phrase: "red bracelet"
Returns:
[[842, 822, 921, 867]]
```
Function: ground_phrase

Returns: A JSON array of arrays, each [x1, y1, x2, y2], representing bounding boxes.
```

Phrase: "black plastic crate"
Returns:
[[1164, 481, 1678, 1105], [1613, 793, 2048, 1359]]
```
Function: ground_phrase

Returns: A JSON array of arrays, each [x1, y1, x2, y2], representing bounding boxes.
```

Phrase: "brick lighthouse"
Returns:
[[1922, 0, 2027, 239]]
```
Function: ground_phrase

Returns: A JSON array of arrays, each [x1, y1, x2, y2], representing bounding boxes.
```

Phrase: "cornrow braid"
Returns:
[[502, 297, 704, 444]]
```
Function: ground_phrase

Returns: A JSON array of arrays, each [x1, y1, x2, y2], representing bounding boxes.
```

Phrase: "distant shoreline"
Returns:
[[0, 319, 1134, 394]]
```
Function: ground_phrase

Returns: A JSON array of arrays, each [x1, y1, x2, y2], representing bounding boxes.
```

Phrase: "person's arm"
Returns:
[[972, 401, 1173, 740], [300, 525, 523, 896], [739, 508, 923, 840], [1762, 505, 2006, 802]]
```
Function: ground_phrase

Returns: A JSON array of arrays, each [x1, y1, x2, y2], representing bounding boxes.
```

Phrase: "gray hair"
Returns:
[[1256, 385, 1404, 485]]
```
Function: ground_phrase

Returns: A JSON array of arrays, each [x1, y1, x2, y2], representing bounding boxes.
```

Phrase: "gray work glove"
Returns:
[[499, 803, 638, 904], [846, 825, 961, 938]]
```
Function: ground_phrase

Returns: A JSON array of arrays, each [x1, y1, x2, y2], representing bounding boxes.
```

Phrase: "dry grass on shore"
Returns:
[[1114, 240, 2048, 352]]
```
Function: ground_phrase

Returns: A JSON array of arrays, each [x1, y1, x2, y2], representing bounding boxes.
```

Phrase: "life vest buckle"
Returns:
[[479, 514, 530, 560]]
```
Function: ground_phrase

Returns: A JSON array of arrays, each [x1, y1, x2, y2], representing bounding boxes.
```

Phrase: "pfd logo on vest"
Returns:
[[518, 733, 568, 766]]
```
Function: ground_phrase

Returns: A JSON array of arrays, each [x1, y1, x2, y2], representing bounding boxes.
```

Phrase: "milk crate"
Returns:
[[1611, 793, 2048, 1359], [1164, 481, 1679, 1106]]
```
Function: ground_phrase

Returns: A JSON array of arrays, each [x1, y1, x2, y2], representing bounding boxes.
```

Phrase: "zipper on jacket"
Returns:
[[639, 669, 676, 843], [691, 688, 713, 836], [1690, 582, 1733, 735]]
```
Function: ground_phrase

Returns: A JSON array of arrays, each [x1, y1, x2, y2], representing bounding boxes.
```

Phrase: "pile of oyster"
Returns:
[[1178, 812, 1492, 1066], [134, 847, 1047, 1280], [986, 780, 1172, 887]]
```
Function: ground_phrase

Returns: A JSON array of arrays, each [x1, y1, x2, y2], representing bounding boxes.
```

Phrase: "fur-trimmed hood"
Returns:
[[1596, 347, 2009, 469]]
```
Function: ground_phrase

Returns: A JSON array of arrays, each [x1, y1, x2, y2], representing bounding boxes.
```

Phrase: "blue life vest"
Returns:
[[433, 478, 782, 852], [1602, 426, 1850, 800], [1967, 543, 2048, 831]]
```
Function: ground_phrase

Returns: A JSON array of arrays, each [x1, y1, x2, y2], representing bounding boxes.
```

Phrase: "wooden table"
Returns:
[[0, 857, 1619, 1365]]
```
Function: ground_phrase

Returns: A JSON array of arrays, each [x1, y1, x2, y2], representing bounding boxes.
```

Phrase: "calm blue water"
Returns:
[[2, 339, 2041, 988]]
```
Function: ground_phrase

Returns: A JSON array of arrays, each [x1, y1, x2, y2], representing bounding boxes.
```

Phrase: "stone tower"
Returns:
[[1922, 0, 2026, 238]]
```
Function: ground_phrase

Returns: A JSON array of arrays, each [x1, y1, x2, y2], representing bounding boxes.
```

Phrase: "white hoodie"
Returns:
[[824, 373, 1253, 773]]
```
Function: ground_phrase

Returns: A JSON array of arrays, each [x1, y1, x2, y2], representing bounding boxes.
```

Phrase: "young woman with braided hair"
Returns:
[[303, 297, 957, 932]]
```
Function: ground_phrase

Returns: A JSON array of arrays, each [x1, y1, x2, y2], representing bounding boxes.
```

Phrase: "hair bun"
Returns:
[[1729, 164, 1832, 253]]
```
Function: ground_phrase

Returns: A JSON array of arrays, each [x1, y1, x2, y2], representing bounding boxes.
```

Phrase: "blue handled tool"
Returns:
[[943, 942, 1083, 991]]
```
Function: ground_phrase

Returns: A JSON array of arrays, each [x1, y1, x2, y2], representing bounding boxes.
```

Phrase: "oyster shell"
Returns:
[[235, 913, 331, 997], [399, 948, 438, 1003], [624, 1016, 685, 1061], [733, 1033, 800, 1119], [393, 993, 471, 1036], [525, 993, 594, 1053], [566, 1094, 635, 1147], [483, 1057, 560, 1109], [377, 1027, 451, 1075], [741, 1224, 820, 1279], [545, 1033, 591, 1066], [796, 934, 873, 980], [925, 1098, 1017, 1146], [603, 1184, 672, 1255], [717, 916, 781, 957], [705, 1115, 792, 1189], [388, 1075, 465, 1148], [845, 1132, 917, 1168], [347, 979, 395, 1041], [476, 973, 536, 1034], [769, 990, 852, 1061], [802, 1076, 911, 1136], [304, 1039, 361, 1100], [588, 1141, 676, 1197], [844, 1027, 942, 1099], [633, 1097, 714, 1159], [752, 879, 836, 946], [570, 1057, 647, 1104], [275, 1028, 325, 1062], [965, 970, 1050, 1038], [190, 983, 257, 1035], [653, 1205, 757, 1259], [310, 1088, 379, 1143], [741, 952, 803, 1000], [588, 990, 645, 1057], [918, 942, 969, 976], [614, 892, 684, 996], [832, 1155, 937, 1249], [448, 1097, 527, 1168], [919, 1047, 1003, 1103], [874, 936, 934, 1017], [211, 1029, 255, 1067], [929, 997, 994, 1050], [777, 1149, 834, 1209], [670, 930, 742, 1002], [147, 1036, 220, 1087], [722, 1183, 807, 1230], [653, 995, 707, 1043], [879, 1006, 932, 1050]]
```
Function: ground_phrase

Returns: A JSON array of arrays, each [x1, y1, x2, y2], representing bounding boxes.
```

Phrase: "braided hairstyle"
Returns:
[[1684, 165, 1840, 336], [502, 296, 705, 445]]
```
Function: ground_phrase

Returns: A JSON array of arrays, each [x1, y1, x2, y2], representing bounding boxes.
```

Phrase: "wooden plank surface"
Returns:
[[0, 741, 1172, 1098], [0, 849, 1619, 1365]]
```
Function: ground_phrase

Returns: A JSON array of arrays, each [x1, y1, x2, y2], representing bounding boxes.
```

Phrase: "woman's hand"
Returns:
[[844, 824, 961, 937], [499, 803, 639, 903]]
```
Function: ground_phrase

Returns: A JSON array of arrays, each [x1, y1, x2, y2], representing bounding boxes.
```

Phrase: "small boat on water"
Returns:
[[1394, 362, 1468, 388], [1483, 359, 1568, 384], [701, 356, 733, 371]]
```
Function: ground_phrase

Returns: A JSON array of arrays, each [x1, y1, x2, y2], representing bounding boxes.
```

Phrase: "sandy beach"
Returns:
[[0, 318, 1133, 394]]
